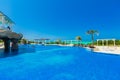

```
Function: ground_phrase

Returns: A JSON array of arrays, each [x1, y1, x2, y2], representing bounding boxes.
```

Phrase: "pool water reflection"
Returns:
[[0, 45, 119, 80]]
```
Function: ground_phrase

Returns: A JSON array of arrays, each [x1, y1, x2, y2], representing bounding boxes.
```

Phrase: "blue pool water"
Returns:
[[0, 45, 120, 80]]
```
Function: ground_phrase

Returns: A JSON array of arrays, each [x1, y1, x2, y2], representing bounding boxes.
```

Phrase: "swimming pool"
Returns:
[[0, 45, 120, 80]]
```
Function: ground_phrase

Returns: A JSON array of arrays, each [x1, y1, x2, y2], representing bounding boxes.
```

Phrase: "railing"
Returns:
[[0, 25, 12, 31]]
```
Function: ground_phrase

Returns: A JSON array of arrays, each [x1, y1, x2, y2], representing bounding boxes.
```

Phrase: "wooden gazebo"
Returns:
[[34, 38, 50, 44]]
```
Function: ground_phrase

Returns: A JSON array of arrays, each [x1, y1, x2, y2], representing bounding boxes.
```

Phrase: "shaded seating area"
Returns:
[[0, 11, 23, 53], [0, 30, 22, 52], [34, 38, 50, 44], [97, 39, 116, 46]]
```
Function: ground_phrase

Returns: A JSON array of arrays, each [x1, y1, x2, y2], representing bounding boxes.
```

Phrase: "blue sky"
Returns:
[[0, 0, 120, 41]]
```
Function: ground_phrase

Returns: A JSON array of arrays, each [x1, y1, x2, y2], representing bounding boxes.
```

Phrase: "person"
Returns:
[[7, 26, 11, 30]]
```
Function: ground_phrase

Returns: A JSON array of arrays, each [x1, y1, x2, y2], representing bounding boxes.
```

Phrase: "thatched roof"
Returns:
[[0, 30, 23, 39]]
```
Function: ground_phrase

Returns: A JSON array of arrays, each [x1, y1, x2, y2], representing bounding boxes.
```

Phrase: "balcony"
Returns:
[[0, 11, 14, 31]]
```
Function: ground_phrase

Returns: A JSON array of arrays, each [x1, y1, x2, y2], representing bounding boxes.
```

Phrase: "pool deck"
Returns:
[[94, 46, 120, 55]]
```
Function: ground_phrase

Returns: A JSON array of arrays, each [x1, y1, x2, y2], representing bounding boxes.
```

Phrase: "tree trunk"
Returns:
[[91, 34, 94, 46]]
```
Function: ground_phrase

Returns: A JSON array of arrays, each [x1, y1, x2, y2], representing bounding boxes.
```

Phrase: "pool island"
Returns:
[[0, 11, 23, 53]]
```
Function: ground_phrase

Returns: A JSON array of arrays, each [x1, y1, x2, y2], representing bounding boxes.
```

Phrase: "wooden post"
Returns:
[[106, 40, 108, 46], [3, 39, 10, 53], [102, 40, 104, 46], [11, 39, 18, 52]]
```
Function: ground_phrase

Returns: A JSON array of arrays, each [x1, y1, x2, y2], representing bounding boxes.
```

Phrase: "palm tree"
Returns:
[[21, 38, 27, 44], [86, 30, 99, 46], [76, 36, 82, 41], [55, 39, 61, 44], [76, 36, 82, 46]]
